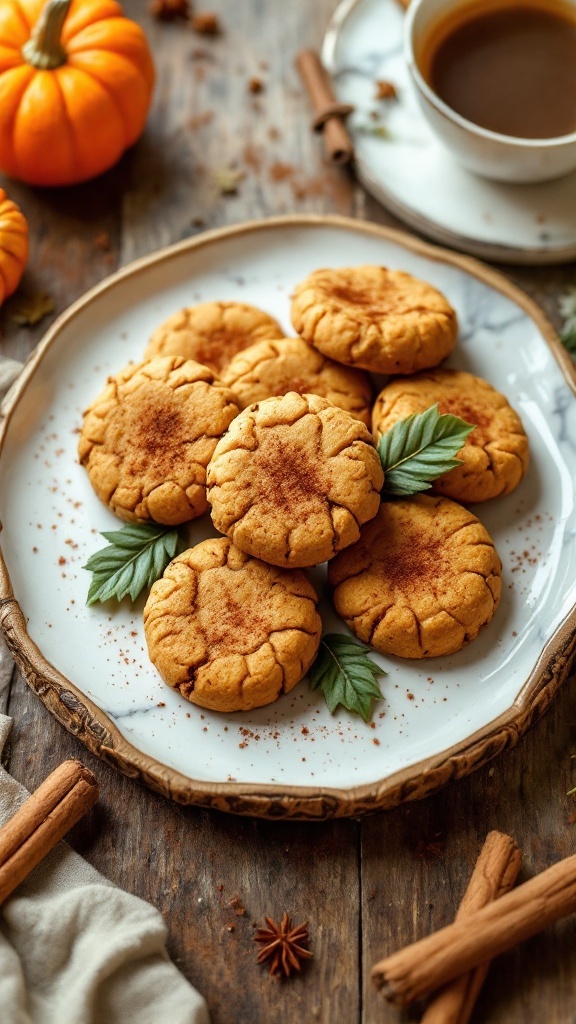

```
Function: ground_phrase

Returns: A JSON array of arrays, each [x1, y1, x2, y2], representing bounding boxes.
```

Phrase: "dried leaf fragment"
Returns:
[[12, 292, 55, 327], [191, 11, 221, 34], [356, 123, 392, 139], [254, 913, 313, 978], [149, 0, 190, 20], [214, 166, 245, 195], [229, 895, 247, 916]]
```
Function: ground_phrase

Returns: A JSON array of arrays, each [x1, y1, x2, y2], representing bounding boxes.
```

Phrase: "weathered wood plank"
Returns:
[[361, 669, 576, 1024], [0, 171, 122, 364], [120, 0, 361, 262], [0, 635, 14, 718]]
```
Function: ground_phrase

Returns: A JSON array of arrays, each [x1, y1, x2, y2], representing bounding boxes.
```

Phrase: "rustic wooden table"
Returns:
[[2, 3, 576, 1022]]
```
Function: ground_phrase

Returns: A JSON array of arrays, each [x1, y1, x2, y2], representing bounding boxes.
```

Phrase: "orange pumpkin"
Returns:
[[0, 188, 28, 304], [0, 0, 155, 186]]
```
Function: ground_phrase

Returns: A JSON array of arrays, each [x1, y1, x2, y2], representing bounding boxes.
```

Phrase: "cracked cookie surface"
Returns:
[[207, 391, 384, 568], [291, 265, 457, 374], [328, 495, 501, 658], [78, 356, 239, 525], [143, 537, 322, 711], [144, 301, 284, 375], [372, 369, 529, 502], [221, 336, 373, 426]]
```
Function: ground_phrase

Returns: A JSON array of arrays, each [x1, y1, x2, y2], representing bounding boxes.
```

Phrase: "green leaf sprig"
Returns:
[[559, 288, 576, 354], [83, 523, 181, 606], [308, 634, 386, 722], [378, 403, 474, 497]]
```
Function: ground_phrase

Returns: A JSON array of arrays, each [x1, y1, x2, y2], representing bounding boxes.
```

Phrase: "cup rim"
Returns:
[[403, 0, 576, 150]]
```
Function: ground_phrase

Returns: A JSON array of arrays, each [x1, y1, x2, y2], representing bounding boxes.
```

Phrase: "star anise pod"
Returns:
[[254, 913, 313, 978], [149, 0, 190, 21]]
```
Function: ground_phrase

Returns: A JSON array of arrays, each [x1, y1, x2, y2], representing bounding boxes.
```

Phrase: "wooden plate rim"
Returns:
[[0, 213, 574, 820]]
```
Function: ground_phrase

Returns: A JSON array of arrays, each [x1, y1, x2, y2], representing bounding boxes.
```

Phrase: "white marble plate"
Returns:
[[323, 0, 576, 264], [1, 217, 575, 819]]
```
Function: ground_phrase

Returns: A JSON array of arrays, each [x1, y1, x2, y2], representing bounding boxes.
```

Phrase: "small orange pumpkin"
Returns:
[[0, 0, 155, 187], [0, 188, 28, 304]]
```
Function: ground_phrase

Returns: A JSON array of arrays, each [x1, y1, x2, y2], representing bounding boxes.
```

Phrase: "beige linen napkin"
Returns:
[[0, 714, 209, 1024]]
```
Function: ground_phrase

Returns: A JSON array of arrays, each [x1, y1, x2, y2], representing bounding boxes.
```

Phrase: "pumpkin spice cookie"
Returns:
[[221, 336, 373, 426], [372, 369, 529, 502], [143, 537, 322, 712], [78, 356, 239, 525], [328, 495, 501, 659], [144, 301, 284, 375], [207, 392, 384, 568], [291, 265, 457, 374]]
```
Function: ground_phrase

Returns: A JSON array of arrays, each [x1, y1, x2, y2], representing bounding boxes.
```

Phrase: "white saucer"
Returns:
[[323, 0, 576, 264]]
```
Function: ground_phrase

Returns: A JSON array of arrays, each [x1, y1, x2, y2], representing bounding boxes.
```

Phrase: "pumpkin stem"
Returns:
[[21, 0, 72, 70]]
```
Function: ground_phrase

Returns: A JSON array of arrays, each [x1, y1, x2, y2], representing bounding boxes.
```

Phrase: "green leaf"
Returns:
[[559, 289, 576, 354], [83, 523, 181, 606], [378, 404, 474, 497], [308, 634, 386, 722]]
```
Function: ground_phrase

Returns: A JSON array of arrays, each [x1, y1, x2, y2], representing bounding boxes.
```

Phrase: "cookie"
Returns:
[[291, 265, 457, 374], [78, 356, 239, 525], [372, 369, 529, 502], [328, 495, 501, 658], [207, 392, 384, 568], [144, 301, 284, 375], [143, 537, 322, 712], [221, 336, 373, 426]]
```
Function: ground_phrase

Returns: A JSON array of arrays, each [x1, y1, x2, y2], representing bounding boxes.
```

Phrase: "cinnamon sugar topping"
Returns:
[[378, 528, 447, 593], [252, 432, 326, 514]]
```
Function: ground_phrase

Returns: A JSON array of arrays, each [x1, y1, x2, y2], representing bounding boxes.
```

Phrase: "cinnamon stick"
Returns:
[[372, 851, 576, 1006], [0, 759, 99, 904], [421, 831, 521, 1024], [296, 49, 354, 164]]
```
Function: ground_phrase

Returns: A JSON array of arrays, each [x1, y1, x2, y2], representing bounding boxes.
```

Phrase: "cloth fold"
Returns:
[[0, 715, 209, 1024]]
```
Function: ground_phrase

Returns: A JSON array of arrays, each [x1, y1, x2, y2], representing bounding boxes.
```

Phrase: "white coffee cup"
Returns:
[[404, 0, 576, 183]]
